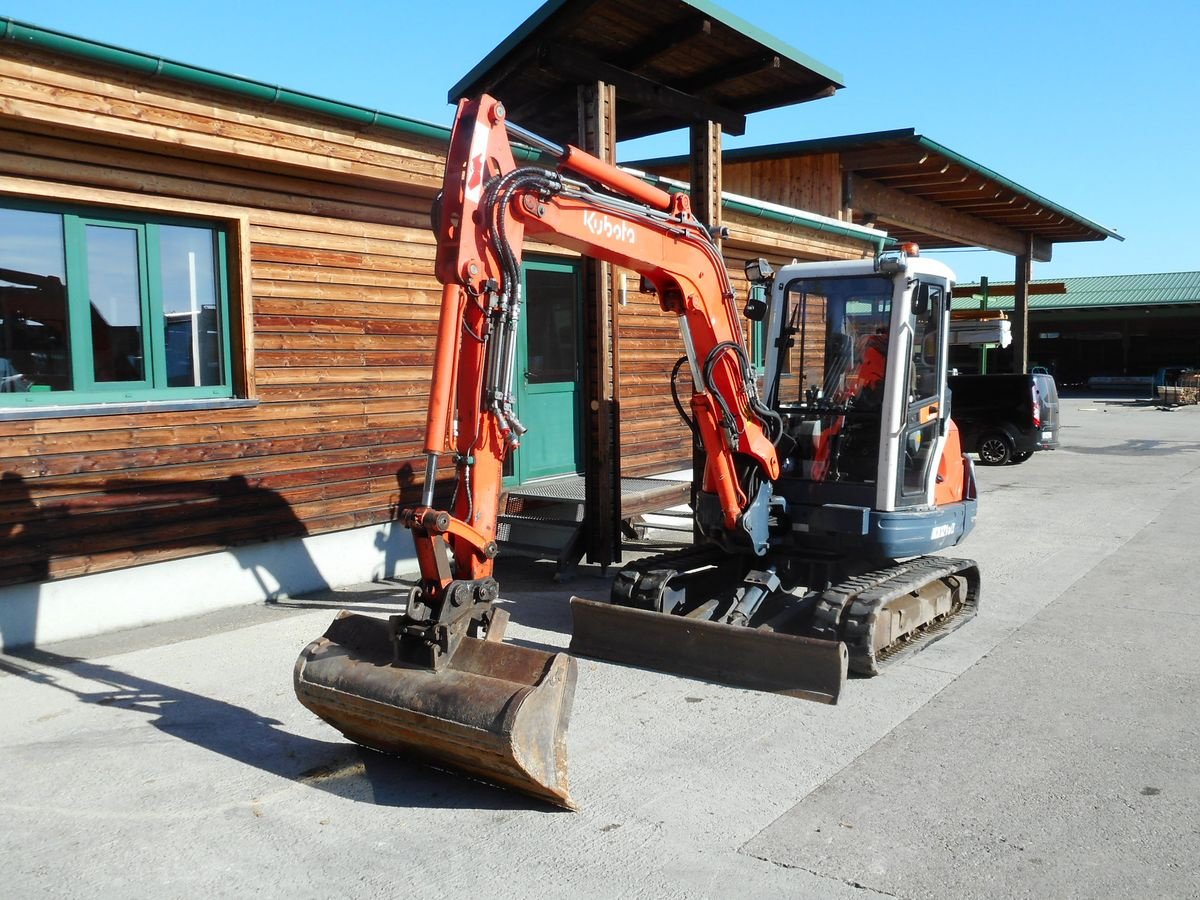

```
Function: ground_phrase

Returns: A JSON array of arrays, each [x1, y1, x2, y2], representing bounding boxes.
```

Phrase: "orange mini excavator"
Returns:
[[294, 96, 980, 809]]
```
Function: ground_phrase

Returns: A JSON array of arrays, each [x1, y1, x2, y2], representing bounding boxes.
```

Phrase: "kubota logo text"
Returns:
[[583, 211, 636, 244]]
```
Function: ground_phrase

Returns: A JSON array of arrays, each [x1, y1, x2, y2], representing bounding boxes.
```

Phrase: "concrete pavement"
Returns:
[[2, 394, 1198, 898]]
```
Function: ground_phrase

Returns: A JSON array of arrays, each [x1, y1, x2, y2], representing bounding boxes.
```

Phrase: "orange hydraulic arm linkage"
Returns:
[[399, 95, 781, 666]]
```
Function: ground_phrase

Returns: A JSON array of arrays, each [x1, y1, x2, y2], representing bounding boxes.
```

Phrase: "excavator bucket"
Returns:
[[294, 612, 577, 809], [568, 597, 847, 704]]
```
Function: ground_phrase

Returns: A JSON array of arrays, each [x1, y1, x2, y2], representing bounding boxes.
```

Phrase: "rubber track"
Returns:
[[836, 556, 981, 676], [809, 560, 920, 641], [614, 545, 733, 609]]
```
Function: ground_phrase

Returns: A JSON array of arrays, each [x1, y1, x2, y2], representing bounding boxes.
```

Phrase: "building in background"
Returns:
[[952, 273, 1200, 384]]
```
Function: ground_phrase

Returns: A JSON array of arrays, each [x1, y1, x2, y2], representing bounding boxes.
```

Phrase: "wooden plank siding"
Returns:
[[0, 46, 449, 587], [0, 43, 874, 588], [646, 153, 843, 220]]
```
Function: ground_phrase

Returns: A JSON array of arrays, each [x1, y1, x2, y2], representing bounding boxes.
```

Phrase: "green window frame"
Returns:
[[749, 283, 768, 372], [0, 199, 234, 408]]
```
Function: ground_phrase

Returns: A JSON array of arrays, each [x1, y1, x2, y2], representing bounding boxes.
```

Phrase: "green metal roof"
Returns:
[[0, 16, 452, 143], [953, 272, 1200, 311]]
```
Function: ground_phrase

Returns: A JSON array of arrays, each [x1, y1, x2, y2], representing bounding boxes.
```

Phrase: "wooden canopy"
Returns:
[[635, 129, 1122, 262], [448, 0, 844, 142]]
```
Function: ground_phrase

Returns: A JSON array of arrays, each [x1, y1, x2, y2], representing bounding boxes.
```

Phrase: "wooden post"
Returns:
[[689, 120, 723, 535], [979, 276, 989, 375], [1012, 234, 1033, 374], [578, 82, 620, 569], [689, 120, 723, 235]]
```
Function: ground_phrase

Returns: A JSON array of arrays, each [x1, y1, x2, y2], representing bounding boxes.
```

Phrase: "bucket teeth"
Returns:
[[294, 612, 577, 809]]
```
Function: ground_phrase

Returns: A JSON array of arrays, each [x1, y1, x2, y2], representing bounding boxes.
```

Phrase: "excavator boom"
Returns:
[[295, 95, 791, 808]]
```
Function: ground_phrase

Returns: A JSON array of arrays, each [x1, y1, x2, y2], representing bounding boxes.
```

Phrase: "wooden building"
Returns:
[[0, 18, 880, 648], [952, 272, 1200, 384], [0, 7, 1119, 649]]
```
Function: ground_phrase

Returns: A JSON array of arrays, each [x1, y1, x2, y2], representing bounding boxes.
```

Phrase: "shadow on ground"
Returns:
[[1062, 439, 1200, 456], [0, 646, 563, 813], [267, 578, 416, 615]]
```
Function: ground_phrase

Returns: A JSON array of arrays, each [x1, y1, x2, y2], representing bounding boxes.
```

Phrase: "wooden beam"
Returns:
[[952, 282, 1066, 298], [918, 186, 1004, 203], [689, 121, 723, 231], [538, 45, 747, 135], [951, 199, 1031, 215], [614, 15, 712, 71], [870, 168, 964, 190], [673, 54, 781, 94], [847, 174, 1053, 262], [745, 81, 839, 111], [506, 85, 576, 132], [840, 146, 930, 170]]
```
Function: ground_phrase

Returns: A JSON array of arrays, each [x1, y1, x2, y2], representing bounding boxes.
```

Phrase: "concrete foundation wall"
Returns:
[[0, 523, 418, 651]]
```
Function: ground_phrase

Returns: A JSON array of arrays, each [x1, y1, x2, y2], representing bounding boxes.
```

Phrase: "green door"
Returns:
[[512, 259, 583, 484]]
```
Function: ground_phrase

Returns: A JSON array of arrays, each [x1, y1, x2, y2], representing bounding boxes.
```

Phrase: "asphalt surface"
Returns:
[[2, 394, 1198, 899]]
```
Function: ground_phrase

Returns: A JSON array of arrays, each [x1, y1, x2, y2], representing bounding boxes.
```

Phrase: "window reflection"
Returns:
[[159, 225, 223, 387], [776, 275, 893, 485], [525, 268, 578, 384], [86, 224, 145, 382], [0, 208, 71, 393], [910, 283, 942, 402]]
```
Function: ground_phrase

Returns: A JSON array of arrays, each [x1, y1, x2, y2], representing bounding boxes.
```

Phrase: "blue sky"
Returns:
[[5, 0, 1198, 283]]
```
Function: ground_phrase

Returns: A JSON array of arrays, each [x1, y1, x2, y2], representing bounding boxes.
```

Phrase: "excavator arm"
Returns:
[[295, 96, 783, 810], [408, 95, 781, 650]]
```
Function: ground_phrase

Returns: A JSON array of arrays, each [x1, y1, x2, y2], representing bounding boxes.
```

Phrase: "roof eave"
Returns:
[[0, 16, 452, 144], [450, 0, 845, 104]]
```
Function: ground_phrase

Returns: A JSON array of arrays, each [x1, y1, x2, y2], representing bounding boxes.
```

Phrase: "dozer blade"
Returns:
[[568, 597, 847, 704], [294, 612, 577, 809]]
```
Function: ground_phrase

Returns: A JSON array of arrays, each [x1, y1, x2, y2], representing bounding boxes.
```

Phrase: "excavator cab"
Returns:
[[572, 248, 980, 685], [762, 252, 977, 559]]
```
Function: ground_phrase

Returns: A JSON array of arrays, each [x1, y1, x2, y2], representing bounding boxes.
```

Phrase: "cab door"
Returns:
[[896, 280, 948, 507]]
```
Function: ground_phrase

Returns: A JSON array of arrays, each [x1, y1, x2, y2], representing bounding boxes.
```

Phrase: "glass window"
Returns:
[[779, 274, 893, 406], [524, 267, 578, 384], [910, 282, 943, 402], [0, 201, 232, 407], [747, 283, 767, 371], [85, 224, 146, 383], [159, 225, 224, 388], [0, 208, 71, 393], [774, 274, 895, 485], [899, 281, 947, 500]]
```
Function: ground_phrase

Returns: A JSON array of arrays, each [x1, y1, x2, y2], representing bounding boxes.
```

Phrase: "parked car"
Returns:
[[947, 372, 1060, 465]]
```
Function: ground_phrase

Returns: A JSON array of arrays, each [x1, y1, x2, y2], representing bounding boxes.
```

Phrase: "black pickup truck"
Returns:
[[947, 373, 1061, 465]]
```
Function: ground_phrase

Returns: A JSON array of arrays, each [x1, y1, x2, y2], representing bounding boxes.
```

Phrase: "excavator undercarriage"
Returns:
[[570, 547, 979, 704]]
